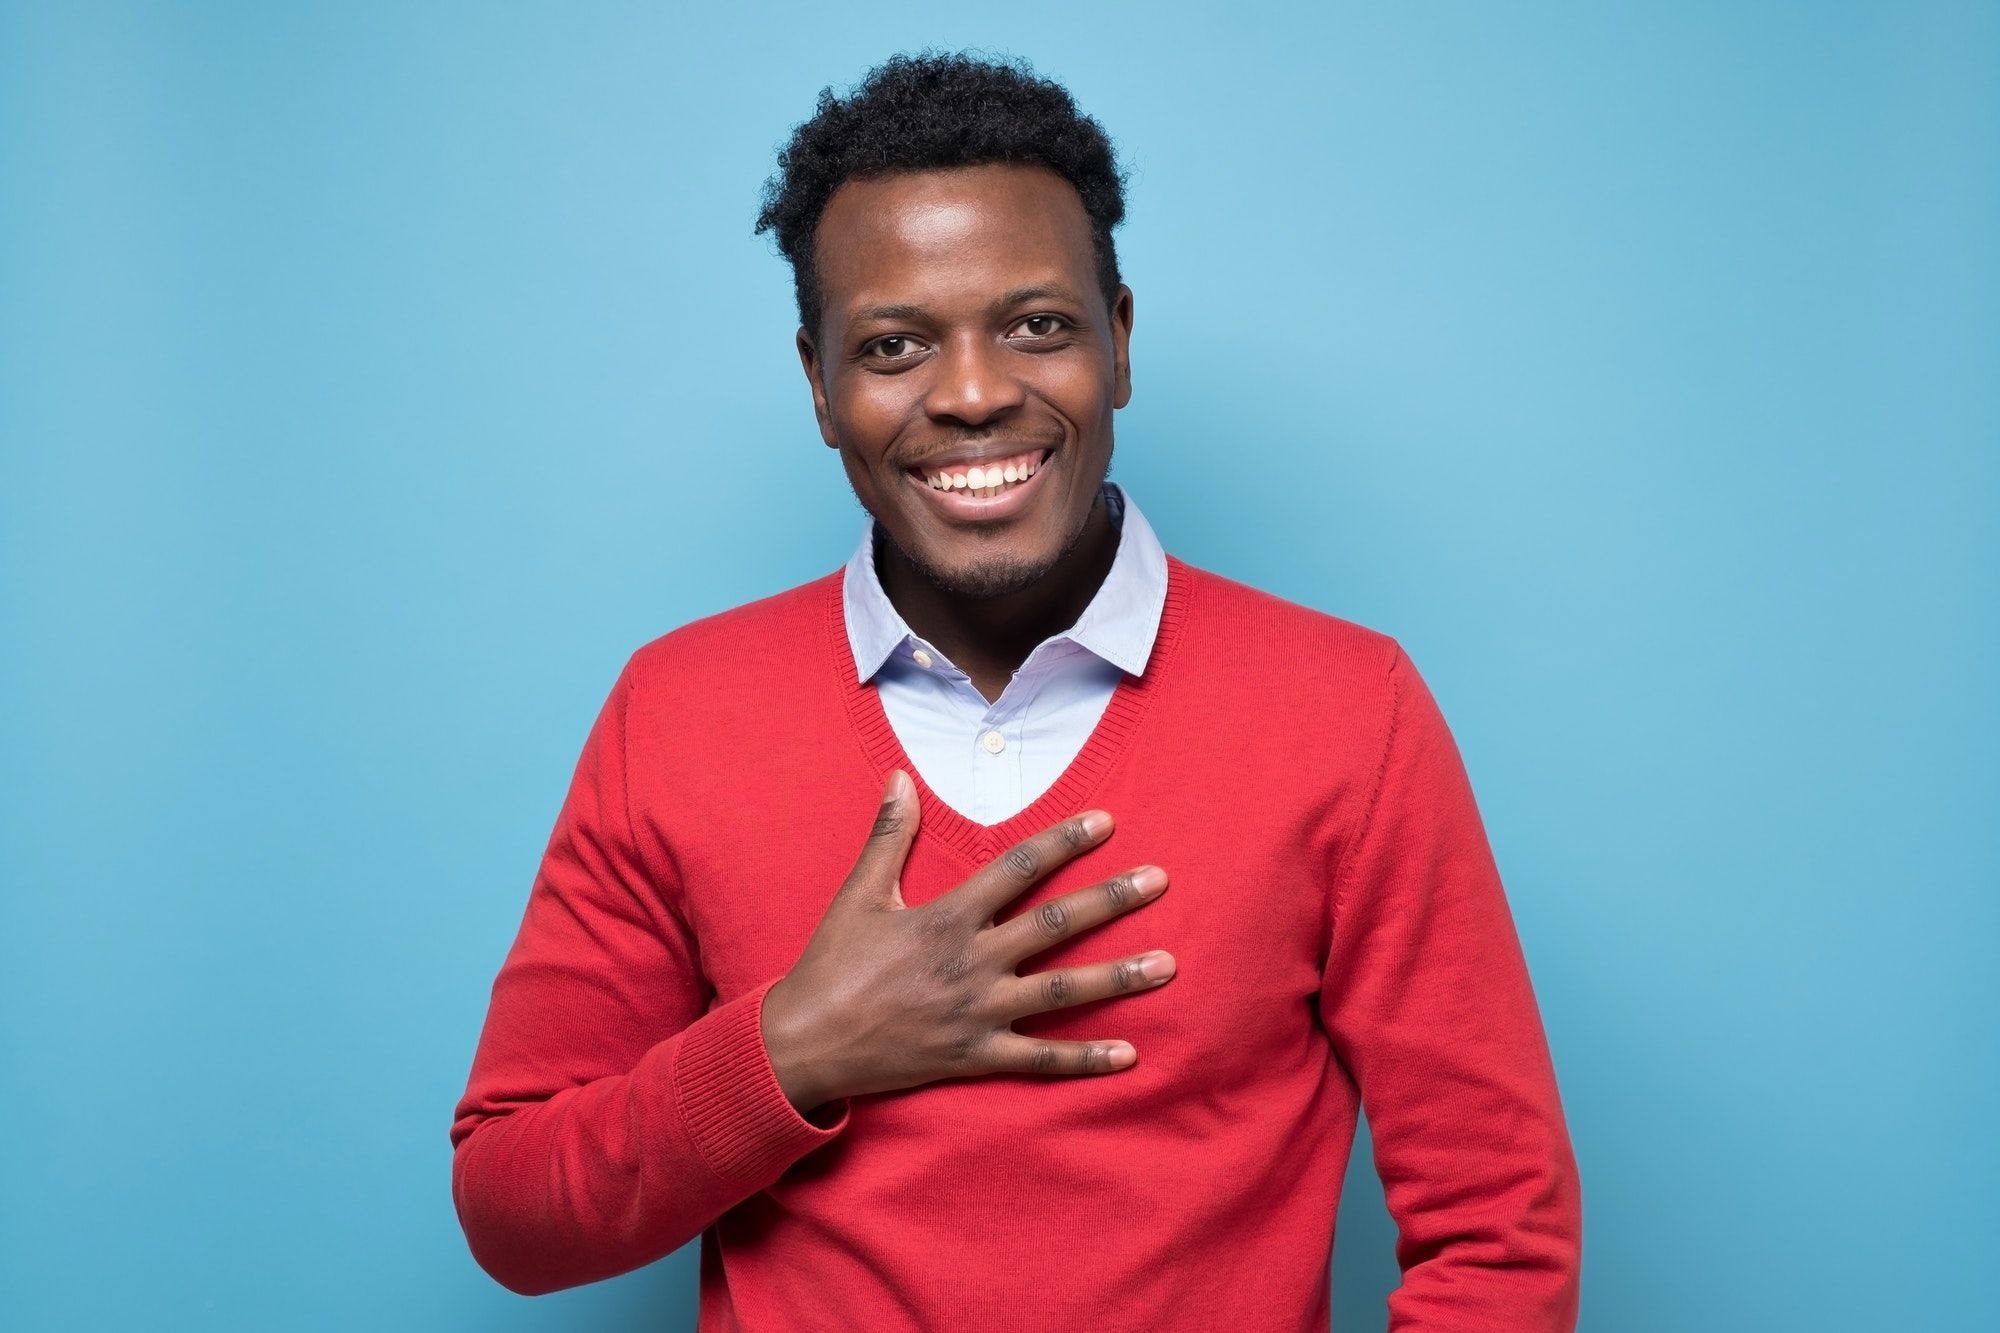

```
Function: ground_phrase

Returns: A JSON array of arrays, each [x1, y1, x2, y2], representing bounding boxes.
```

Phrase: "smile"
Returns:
[[904, 447, 1054, 521]]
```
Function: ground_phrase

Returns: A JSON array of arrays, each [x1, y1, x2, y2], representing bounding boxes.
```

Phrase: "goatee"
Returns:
[[876, 482, 1104, 602]]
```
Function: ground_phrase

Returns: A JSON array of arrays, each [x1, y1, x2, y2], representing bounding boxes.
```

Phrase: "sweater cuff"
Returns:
[[671, 974, 852, 1187]]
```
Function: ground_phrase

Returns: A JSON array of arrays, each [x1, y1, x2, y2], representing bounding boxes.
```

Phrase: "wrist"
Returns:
[[761, 974, 840, 1113]]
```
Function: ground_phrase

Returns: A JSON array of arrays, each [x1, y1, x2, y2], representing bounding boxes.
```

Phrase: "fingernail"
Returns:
[[1081, 810, 1112, 839], [887, 770, 908, 801], [1139, 951, 1175, 981], [1106, 1042, 1136, 1068], [1131, 865, 1167, 894]]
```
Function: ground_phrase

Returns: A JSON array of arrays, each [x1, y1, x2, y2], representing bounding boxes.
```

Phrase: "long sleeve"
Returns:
[[1319, 644, 1582, 1331], [450, 658, 852, 1297]]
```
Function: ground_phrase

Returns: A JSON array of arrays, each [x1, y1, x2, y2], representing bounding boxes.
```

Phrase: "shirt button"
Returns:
[[912, 649, 932, 668], [980, 729, 1006, 754]]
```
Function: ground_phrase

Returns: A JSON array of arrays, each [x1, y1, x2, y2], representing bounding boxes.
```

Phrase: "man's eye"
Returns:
[[867, 335, 921, 360], [1015, 314, 1069, 338]]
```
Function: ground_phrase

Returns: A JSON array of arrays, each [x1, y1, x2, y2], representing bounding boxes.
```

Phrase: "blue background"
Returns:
[[3, 3, 1994, 1329]]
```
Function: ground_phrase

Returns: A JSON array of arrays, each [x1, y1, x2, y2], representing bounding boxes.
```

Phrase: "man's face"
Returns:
[[797, 162, 1133, 600]]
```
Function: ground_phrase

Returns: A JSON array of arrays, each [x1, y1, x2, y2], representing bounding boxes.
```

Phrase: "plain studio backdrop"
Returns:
[[2, 3, 1994, 1329]]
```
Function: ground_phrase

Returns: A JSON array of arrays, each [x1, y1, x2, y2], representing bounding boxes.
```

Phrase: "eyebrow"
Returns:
[[848, 283, 1084, 326]]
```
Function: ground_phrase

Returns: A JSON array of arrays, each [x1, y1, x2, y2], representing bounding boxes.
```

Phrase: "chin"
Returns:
[[910, 543, 1058, 601], [875, 480, 1100, 601]]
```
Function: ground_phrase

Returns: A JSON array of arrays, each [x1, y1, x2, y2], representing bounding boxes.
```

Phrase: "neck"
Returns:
[[876, 486, 1120, 702]]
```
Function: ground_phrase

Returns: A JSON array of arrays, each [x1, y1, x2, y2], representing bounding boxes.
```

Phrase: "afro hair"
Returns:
[[754, 48, 1130, 338]]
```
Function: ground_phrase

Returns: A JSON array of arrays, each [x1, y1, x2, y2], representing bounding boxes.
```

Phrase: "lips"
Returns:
[[904, 445, 1055, 487], [903, 446, 1055, 522]]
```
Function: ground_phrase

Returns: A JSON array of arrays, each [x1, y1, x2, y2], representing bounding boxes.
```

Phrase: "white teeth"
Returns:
[[921, 448, 1047, 491]]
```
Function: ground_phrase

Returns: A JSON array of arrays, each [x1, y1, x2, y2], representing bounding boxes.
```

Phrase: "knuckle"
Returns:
[[946, 1028, 981, 1065], [920, 903, 960, 938], [1030, 1042, 1058, 1075], [870, 803, 905, 839], [1059, 818, 1091, 851], [1000, 844, 1040, 882], [1112, 957, 1145, 993], [930, 948, 973, 984], [1041, 969, 1072, 1007], [1081, 1042, 1107, 1073], [1102, 873, 1135, 911], [1033, 899, 1069, 940]]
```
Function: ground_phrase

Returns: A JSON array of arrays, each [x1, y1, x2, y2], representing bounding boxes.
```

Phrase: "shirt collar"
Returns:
[[841, 480, 1170, 684]]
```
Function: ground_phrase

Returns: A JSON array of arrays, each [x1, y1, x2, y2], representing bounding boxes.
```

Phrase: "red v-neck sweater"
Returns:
[[450, 555, 1582, 1330]]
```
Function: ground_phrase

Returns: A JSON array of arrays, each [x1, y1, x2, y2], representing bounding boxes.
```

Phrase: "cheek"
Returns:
[[1028, 367, 1109, 438], [833, 380, 916, 449]]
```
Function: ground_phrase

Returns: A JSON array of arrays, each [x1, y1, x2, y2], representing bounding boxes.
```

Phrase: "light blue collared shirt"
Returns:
[[842, 480, 1171, 824]]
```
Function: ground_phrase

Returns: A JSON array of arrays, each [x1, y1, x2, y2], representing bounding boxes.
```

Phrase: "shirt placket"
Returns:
[[969, 688, 1024, 824], [905, 636, 1065, 826], [973, 644, 1073, 823]]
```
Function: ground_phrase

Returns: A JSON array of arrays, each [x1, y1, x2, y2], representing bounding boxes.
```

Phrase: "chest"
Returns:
[[663, 759, 1342, 1086]]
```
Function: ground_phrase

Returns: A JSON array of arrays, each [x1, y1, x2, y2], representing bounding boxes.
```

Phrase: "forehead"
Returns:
[[814, 162, 1095, 322]]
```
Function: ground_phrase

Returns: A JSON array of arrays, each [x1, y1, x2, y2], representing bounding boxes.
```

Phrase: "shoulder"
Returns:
[[619, 569, 842, 698], [1175, 556, 1404, 701]]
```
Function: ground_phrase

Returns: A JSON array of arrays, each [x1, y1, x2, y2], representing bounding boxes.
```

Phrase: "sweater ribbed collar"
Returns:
[[826, 535, 1194, 865]]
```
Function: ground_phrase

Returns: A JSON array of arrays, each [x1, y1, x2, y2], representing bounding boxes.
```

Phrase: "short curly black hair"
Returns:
[[754, 48, 1130, 340]]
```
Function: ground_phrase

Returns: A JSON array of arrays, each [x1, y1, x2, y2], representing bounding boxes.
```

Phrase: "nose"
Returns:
[[921, 331, 1026, 427]]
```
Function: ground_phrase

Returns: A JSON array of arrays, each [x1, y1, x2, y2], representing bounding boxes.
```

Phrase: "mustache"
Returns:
[[901, 438, 1061, 468]]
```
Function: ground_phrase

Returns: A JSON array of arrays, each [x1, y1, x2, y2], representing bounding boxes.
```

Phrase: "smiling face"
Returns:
[[796, 162, 1133, 600]]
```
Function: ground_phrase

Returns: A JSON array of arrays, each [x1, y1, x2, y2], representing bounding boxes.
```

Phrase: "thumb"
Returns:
[[845, 769, 918, 909]]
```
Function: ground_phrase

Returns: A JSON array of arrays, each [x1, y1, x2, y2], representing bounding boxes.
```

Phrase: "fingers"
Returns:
[[943, 809, 1116, 923], [984, 864, 1168, 968], [841, 769, 919, 908], [1003, 948, 1176, 1019], [981, 1032, 1138, 1076]]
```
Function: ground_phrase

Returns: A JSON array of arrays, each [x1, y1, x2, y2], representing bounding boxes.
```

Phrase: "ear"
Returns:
[[1109, 283, 1134, 409], [796, 325, 838, 448]]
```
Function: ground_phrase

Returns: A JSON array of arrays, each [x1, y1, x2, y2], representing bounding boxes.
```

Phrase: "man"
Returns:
[[451, 50, 1582, 1331]]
